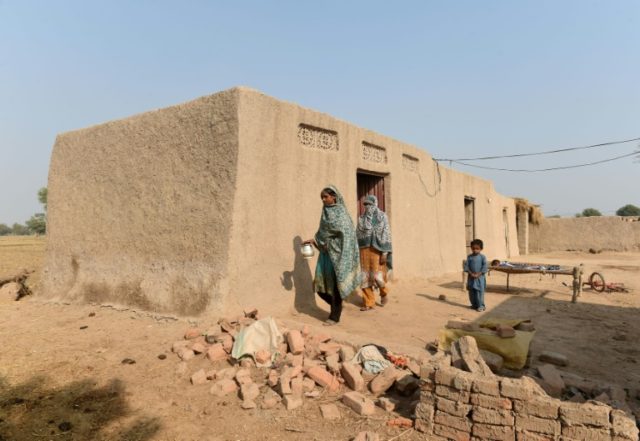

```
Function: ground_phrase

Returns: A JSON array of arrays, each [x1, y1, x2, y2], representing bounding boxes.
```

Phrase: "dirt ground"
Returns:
[[0, 237, 638, 441]]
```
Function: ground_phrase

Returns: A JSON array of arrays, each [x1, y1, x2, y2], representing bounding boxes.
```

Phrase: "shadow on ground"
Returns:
[[479, 295, 640, 392], [438, 280, 541, 296], [0, 375, 160, 441]]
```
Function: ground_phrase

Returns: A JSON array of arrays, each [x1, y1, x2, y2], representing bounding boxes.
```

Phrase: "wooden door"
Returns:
[[357, 172, 385, 216], [464, 197, 475, 252], [503, 208, 511, 258]]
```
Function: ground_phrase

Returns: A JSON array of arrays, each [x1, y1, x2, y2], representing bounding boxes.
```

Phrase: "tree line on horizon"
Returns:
[[545, 204, 640, 218], [0, 188, 47, 236]]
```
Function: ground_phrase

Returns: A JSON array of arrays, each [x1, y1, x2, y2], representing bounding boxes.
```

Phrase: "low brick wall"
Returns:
[[416, 365, 638, 441], [529, 216, 640, 253]]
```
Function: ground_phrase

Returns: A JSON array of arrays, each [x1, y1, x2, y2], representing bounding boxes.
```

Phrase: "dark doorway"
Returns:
[[357, 172, 386, 216], [503, 208, 511, 258], [464, 197, 475, 253]]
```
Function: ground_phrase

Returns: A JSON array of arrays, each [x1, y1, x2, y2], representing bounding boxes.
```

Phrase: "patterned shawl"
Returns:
[[314, 185, 361, 299], [356, 195, 392, 253]]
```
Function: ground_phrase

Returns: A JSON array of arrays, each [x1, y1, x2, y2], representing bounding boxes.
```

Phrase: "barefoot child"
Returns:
[[464, 239, 488, 312]]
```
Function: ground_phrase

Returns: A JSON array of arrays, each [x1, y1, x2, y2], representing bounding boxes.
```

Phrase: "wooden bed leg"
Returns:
[[571, 266, 580, 303], [506, 273, 510, 292]]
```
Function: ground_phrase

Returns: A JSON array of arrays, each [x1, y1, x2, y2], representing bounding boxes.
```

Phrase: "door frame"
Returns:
[[356, 169, 390, 218], [464, 196, 476, 252]]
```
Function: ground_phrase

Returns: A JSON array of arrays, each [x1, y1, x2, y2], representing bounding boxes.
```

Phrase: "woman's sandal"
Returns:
[[380, 296, 389, 307], [360, 306, 373, 311]]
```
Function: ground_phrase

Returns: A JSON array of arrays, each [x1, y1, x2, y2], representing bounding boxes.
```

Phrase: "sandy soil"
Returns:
[[0, 237, 638, 440]]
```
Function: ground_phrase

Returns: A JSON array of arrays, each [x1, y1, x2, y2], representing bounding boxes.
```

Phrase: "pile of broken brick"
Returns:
[[170, 312, 639, 441]]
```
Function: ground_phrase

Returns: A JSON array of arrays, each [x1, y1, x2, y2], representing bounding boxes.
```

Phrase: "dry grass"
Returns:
[[514, 197, 544, 225], [0, 236, 46, 292]]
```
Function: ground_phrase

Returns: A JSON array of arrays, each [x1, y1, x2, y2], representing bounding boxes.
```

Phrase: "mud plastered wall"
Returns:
[[530, 217, 640, 253], [42, 89, 240, 315]]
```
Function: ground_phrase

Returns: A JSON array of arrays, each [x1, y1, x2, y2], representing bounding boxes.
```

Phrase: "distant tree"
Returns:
[[547, 215, 561, 219], [578, 208, 602, 217], [0, 223, 11, 236], [616, 204, 640, 216], [26, 213, 46, 235], [11, 223, 30, 236], [38, 187, 48, 212]]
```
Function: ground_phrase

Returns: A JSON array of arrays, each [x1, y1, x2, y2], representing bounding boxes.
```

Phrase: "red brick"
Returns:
[[184, 328, 201, 340], [501, 377, 544, 400], [267, 369, 279, 387], [435, 385, 470, 403], [190, 342, 206, 354], [190, 369, 207, 385], [342, 391, 375, 416], [471, 407, 514, 425], [306, 366, 339, 392], [515, 415, 560, 436], [436, 396, 472, 417], [415, 401, 435, 422], [561, 425, 612, 441], [240, 382, 260, 401], [290, 376, 303, 397], [433, 423, 472, 441], [473, 423, 515, 441], [386, 417, 413, 428], [513, 397, 559, 419], [341, 362, 365, 391], [370, 367, 398, 395], [177, 347, 195, 361], [287, 330, 305, 355], [414, 418, 433, 434], [209, 379, 237, 397], [318, 342, 341, 355], [234, 368, 252, 386], [377, 397, 396, 412], [435, 366, 473, 391], [559, 401, 611, 427], [302, 377, 315, 392], [261, 389, 281, 409], [434, 410, 472, 432], [255, 350, 271, 365], [472, 377, 501, 396], [496, 325, 516, 338], [283, 394, 303, 410], [217, 334, 233, 353], [515, 431, 555, 441], [216, 367, 236, 380], [172, 340, 190, 352], [320, 403, 341, 420], [206, 343, 227, 362], [471, 393, 512, 410], [611, 409, 639, 440]]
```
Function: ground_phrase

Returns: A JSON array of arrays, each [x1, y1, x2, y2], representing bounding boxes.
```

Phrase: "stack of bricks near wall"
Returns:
[[415, 363, 638, 441]]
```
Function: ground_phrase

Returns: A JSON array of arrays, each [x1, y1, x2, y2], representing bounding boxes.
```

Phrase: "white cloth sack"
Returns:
[[231, 317, 284, 367]]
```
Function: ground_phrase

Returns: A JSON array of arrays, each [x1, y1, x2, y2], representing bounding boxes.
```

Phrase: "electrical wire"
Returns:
[[449, 150, 639, 173], [434, 136, 640, 162]]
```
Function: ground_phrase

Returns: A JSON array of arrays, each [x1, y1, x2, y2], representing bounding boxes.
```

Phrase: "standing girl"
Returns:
[[305, 185, 361, 325]]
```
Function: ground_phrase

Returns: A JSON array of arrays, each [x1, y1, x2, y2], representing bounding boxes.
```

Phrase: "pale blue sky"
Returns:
[[1, 0, 638, 224]]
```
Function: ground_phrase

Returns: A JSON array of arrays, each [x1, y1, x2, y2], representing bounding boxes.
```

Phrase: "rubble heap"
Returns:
[[169, 313, 639, 441]]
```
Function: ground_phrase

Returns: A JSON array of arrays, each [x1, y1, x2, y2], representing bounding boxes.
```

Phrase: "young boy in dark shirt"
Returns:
[[464, 239, 488, 312]]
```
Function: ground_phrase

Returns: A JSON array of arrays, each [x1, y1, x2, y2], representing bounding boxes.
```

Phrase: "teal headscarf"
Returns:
[[314, 185, 361, 299]]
